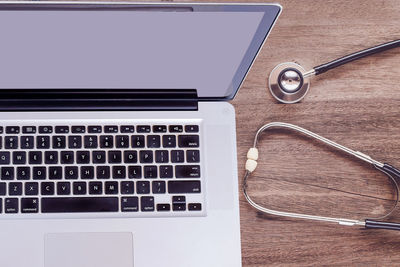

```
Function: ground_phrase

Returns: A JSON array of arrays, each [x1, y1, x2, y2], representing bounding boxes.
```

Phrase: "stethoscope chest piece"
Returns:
[[268, 62, 311, 104]]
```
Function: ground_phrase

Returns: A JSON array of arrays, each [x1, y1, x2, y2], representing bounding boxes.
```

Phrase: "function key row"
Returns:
[[0, 125, 199, 134]]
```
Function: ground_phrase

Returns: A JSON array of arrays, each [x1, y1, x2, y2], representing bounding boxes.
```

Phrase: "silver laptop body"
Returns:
[[0, 2, 281, 267]]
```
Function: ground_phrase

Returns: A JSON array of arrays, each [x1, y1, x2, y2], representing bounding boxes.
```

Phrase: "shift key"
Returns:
[[168, 181, 201, 193], [178, 135, 199, 147]]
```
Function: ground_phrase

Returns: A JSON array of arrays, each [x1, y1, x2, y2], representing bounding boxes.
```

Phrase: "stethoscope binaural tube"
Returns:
[[268, 39, 400, 104], [243, 122, 400, 231]]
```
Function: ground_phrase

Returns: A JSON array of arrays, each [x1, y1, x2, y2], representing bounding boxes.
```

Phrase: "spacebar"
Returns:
[[42, 197, 119, 213]]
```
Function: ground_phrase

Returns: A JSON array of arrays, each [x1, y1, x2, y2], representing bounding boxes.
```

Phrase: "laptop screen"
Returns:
[[0, 3, 281, 100]]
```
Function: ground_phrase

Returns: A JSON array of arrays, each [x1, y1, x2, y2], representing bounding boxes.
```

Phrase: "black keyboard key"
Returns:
[[57, 182, 71, 195], [104, 125, 118, 133], [144, 166, 157, 179], [93, 151, 106, 164], [108, 151, 122, 164], [121, 125, 135, 133], [55, 126, 69, 133], [128, 166, 141, 179], [41, 182, 55, 195], [6, 126, 20, 134], [186, 150, 200, 163], [39, 126, 53, 134], [88, 126, 102, 133], [60, 151, 74, 164], [0, 152, 10, 165], [49, 167, 62, 180], [169, 125, 183, 133], [13, 151, 26, 165], [84, 135, 98, 148], [45, 151, 58, 164], [29, 151, 42, 164], [112, 166, 126, 179], [171, 150, 184, 163], [155, 150, 169, 163], [5, 136, 18, 149], [185, 125, 199, 132], [141, 196, 154, 212], [17, 167, 30, 180], [188, 203, 202, 211], [22, 126, 36, 134], [76, 151, 90, 164], [25, 182, 38, 195], [121, 197, 138, 212], [0, 182, 6, 195], [21, 198, 39, 213], [105, 181, 118, 194], [162, 135, 176, 148], [152, 181, 166, 194], [33, 167, 46, 180], [71, 126, 86, 133], [153, 125, 167, 133], [173, 203, 186, 211], [52, 136, 66, 149], [137, 125, 150, 133], [65, 166, 78, 180], [159, 165, 173, 178], [140, 150, 153, 163], [147, 135, 160, 148], [20, 136, 34, 149], [100, 135, 114, 148], [168, 180, 201, 193], [42, 197, 119, 213], [116, 135, 129, 148], [81, 166, 94, 179], [9, 182, 22, 195], [37, 136, 50, 149], [120, 181, 134, 194], [178, 135, 200, 148], [0, 136, 2, 149], [96, 166, 110, 179], [1, 167, 14, 180], [172, 195, 186, 204], [0, 126, 3, 134], [89, 182, 103, 195], [5, 198, 18, 213], [157, 203, 170, 211], [175, 165, 201, 178], [124, 151, 137, 163], [68, 136, 82, 149], [136, 181, 150, 194], [73, 182, 87, 195], [131, 135, 145, 148]]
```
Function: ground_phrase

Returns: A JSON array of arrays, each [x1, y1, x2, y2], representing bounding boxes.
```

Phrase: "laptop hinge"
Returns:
[[0, 89, 198, 111]]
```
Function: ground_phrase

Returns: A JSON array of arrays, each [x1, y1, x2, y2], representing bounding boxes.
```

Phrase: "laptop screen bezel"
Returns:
[[0, 1, 282, 101]]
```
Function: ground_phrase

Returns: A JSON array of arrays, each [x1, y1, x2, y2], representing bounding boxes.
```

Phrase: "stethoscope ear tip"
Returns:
[[268, 62, 311, 104]]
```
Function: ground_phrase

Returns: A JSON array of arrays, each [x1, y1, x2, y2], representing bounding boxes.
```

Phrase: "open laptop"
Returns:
[[0, 2, 281, 267]]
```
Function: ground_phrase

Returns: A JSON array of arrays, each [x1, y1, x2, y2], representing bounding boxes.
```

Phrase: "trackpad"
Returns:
[[45, 232, 133, 267]]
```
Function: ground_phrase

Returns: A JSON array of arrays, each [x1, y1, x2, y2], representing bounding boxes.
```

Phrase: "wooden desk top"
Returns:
[[229, 0, 400, 265]]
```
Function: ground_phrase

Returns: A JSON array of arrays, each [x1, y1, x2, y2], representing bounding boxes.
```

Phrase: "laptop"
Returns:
[[0, 2, 281, 267]]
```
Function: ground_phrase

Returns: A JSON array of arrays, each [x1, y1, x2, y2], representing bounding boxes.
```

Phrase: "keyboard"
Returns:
[[0, 122, 205, 218]]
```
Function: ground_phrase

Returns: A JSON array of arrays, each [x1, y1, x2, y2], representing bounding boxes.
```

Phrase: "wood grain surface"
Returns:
[[15, 0, 399, 265]]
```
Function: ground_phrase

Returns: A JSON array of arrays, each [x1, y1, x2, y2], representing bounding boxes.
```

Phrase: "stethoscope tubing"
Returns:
[[244, 122, 400, 231]]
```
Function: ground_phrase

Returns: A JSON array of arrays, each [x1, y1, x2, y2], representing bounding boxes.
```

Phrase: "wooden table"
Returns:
[[230, 0, 400, 265]]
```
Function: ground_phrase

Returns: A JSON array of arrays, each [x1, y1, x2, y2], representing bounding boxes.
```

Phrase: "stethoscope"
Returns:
[[243, 122, 400, 231], [268, 39, 400, 103]]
